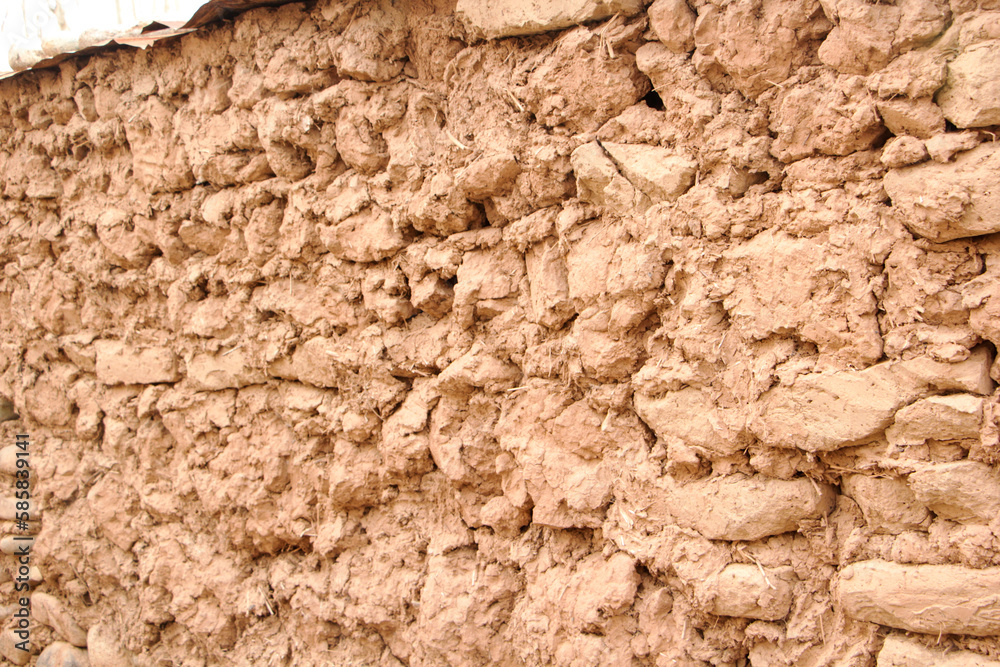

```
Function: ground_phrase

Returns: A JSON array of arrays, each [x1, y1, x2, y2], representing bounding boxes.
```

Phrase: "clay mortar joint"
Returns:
[[836, 560, 1000, 636]]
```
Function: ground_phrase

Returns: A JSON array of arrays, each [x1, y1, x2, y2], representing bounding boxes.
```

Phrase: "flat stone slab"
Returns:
[[753, 349, 993, 451], [886, 393, 984, 446], [837, 560, 1000, 636], [188, 349, 267, 391], [878, 635, 1000, 667], [457, 0, 644, 38], [95, 341, 181, 385], [665, 473, 836, 541]]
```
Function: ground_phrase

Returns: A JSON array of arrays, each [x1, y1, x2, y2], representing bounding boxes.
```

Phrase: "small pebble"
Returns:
[[0, 497, 37, 521], [0, 446, 22, 474], [0, 535, 34, 555], [37, 641, 90, 667], [0, 628, 30, 665]]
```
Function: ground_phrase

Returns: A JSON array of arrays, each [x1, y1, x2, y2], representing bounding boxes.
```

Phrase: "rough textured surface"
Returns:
[[0, 0, 998, 665], [878, 635, 1000, 667], [837, 561, 1000, 636], [457, 0, 646, 38], [884, 143, 1000, 242]]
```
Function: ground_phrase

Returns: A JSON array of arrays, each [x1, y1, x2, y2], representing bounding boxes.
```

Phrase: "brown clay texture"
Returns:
[[1, 0, 1000, 664]]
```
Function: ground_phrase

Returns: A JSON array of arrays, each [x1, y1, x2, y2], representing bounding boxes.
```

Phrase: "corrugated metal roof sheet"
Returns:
[[1, 0, 298, 79]]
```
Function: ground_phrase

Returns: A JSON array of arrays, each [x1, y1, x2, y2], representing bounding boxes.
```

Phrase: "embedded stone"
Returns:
[[94, 341, 181, 385], [697, 564, 795, 620], [907, 461, 1000, 523], [457, 0, 645, 38], [884, 142, 1000, 241], [886, 394, 984, 447], [600, 142, 697, 203], [841, 474, 931, 534], [32, 593, 88, 647], [937, 40, 1000, 128], [837, 560, 1000, 635], [188, 349, 267, 391], [877, 635, 1000, 667], [753, 349, 993, 451], [37, 642, 90, 667], [666, 473, 836, 541]]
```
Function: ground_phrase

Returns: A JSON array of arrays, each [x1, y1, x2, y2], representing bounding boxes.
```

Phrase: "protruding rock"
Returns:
[[692, 0, 831, 99], [0, 497, 37, 521], [634, 387, 744, 457], [841, 474, 931, 534], [410, 274, 454, 318], [457, 151, 521, 200], [0, 445, 24, 474], [648, 0, 695, 53], [665, 474, 836, 541], [817, 0, 949, 76], [937, 40, 1000, 128], [94, 341, 182, 385], [876, 97, 945, 139], [330, 0, 407, 82], [880, 136, 928, 168], [886, 394, 984, 447], [600, 142, 697, 203], [0, 536, 34, 555], [753, 349, 993, 451], [438, 341, 521, 395], [877, 635, 1000, 667], [123, 97, 195, 193], [32, 592, 88, 647], [884, 142, 1000, 242], [907, 461, 1000, 523], [837, 560, 1000, 635], [322, 207, 407, 264], [924, 131, 981, 163], [769, 72, 884, 162], [457, 0, 645, 38], [869, 49, 947, 99], [525, 239, 574, 329], [571, 142, 651, 215], [696, 564, 795, 620], [0, 396, 17, 423]]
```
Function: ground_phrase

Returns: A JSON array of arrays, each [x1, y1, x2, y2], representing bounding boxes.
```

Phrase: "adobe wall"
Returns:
[[0, 0, 999, 664]]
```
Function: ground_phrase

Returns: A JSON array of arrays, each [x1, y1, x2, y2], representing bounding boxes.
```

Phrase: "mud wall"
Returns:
[[0, 0, 1000, 664]]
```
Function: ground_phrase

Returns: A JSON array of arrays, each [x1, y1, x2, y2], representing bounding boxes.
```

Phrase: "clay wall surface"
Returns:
[[0, 0, 999, 664]]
